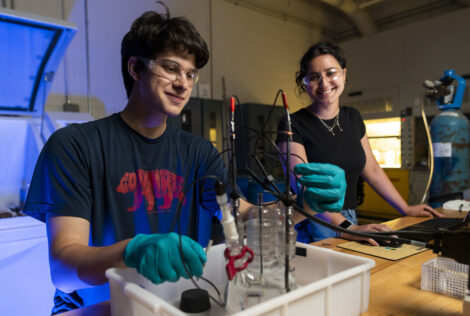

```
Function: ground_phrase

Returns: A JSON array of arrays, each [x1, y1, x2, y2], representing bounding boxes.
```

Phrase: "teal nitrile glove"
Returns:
[[294, 162, 346, 213], [123, 232, 207, 284]]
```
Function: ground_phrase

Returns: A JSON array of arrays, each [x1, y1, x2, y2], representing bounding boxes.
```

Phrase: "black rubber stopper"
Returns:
[[179, 288, 211, 313]]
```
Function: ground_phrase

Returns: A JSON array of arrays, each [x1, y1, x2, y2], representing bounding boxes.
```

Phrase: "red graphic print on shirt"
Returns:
[[116, 169, 186, 213]]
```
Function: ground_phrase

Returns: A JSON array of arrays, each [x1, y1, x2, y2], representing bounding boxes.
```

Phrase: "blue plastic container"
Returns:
[[247, 179, 286, 204]]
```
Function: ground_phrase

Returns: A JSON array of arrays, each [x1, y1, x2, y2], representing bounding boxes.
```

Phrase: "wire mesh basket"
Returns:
[[421, 256, 469, 298]]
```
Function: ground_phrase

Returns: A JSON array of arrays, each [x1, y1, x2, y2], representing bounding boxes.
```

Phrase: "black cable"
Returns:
[[251, 154, 283, 195], [244, 166, 282, 198], [294, 204, 431, 247], [240, 135, 401, 244], [238, 120, 307, 196], [263, 151, 306, 175], [241, 89, 295, 292], [253, 149, 306, 194], [244, 89, 294, 292], [252, 90, 282, 162], [169, 88, 439, 311], [198, 276, 224, 304], [168, 94, 272, 308], [170, 89, 435, 308], [165, 98, 259, 308], [172, 173, 227, 308], [235, 95, 432, 248], [162, 92, 297, 308], [236, 119, 298, 185], [236, 123, 305, 199], [246, 171, 434, 247], [239, 147, 306, 202], [240, 90, 283, 184], [208, 147, 247, 200]]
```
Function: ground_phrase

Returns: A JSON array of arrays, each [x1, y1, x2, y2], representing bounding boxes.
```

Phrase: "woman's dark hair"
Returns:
[[121, 6, 209, 97], [295, 41, 346, 94]]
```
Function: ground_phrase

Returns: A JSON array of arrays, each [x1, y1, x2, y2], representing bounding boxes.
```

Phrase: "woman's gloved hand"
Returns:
[[124, 232, 206, 284], [294, 162, 346, 213]]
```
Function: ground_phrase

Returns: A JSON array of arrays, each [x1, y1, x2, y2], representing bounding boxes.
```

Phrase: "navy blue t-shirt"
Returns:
[[24, 113, 226, 313]]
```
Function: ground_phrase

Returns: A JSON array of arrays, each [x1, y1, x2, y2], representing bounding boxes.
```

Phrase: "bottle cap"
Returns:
[[179, 288, 211, 313]]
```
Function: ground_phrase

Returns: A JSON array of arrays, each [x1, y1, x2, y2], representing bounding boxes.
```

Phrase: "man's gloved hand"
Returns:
[[294, 162, 346, 213], [124, 232, 206, 284]]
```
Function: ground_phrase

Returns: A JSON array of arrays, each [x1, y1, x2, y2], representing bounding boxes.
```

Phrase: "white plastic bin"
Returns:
[[106, 243, 375, 316]]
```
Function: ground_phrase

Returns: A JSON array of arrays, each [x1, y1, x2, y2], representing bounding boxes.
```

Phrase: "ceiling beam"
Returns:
[[319, 0, 377, 36]]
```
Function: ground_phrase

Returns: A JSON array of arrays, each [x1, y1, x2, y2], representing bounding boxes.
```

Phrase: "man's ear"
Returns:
[[128, 56, 140, 81]]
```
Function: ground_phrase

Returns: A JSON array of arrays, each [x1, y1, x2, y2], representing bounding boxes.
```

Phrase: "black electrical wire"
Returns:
[[293, 204, 431, 247], [163, 92, 300, 309], [171, 173, 227, 308], [167, 88, 439, 311], [167, 130, 266, 306], [263, 151, 306, 172], [235, 115, 292, 164], [251, 154, 283, 195], [243, 168, 433, 248], [227, 94, 292, 212], [239, 89, 434, 249], [254, 89, 283, 154], [167, 94, 269, 308], [236, 122, 306, 199], [240, 88, 298, 293], [238, 90, 282, 178], [192, 94, 288, 303], [198, 275, 222, 298], [205, 147, 250, 200], [238, 110, 306, 194]]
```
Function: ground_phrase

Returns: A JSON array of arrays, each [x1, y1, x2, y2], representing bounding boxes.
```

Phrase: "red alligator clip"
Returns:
[[224, 245, 254, 280]]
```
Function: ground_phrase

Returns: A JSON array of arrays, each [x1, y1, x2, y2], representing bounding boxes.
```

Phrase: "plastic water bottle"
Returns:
[[227, 193, 278, 312], [227, 196, 297, 312]]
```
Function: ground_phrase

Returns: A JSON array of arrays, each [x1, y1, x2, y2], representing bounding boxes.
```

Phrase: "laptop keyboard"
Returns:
[[399, 217, 463, 233]]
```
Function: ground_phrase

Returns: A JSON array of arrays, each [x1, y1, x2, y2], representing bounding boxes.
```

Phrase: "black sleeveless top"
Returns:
[[277, 106, 366, 209]]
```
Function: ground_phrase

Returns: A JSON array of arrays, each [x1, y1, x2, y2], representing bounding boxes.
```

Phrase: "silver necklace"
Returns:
[[317, 114, 343, 136]]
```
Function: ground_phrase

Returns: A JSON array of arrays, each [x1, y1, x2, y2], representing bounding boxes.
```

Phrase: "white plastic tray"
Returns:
[[106, 243, 375, 316]]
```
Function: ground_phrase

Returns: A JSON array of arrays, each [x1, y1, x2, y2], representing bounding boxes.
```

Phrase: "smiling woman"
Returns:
[[276, 41, 442, 246]]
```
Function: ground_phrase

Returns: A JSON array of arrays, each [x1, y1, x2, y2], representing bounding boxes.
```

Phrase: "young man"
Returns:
[[24, 9, 225, 314], [24, 8, 346, 315]]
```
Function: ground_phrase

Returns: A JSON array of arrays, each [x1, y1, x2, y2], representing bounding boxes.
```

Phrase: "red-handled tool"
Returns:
[[224, 245, 254, 281]]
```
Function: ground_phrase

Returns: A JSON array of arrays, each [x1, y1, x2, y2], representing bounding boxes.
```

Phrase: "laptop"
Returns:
[[397, 212, 470, 242]]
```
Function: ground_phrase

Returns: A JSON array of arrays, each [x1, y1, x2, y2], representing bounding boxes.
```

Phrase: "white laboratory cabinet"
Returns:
[[0, 7, 80, 315], [0, 216, 55, 315]]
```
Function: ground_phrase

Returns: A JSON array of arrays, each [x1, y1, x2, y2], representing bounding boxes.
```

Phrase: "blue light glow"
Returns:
[[0, 7, 76, 116], [0, 19, 55, 111]]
